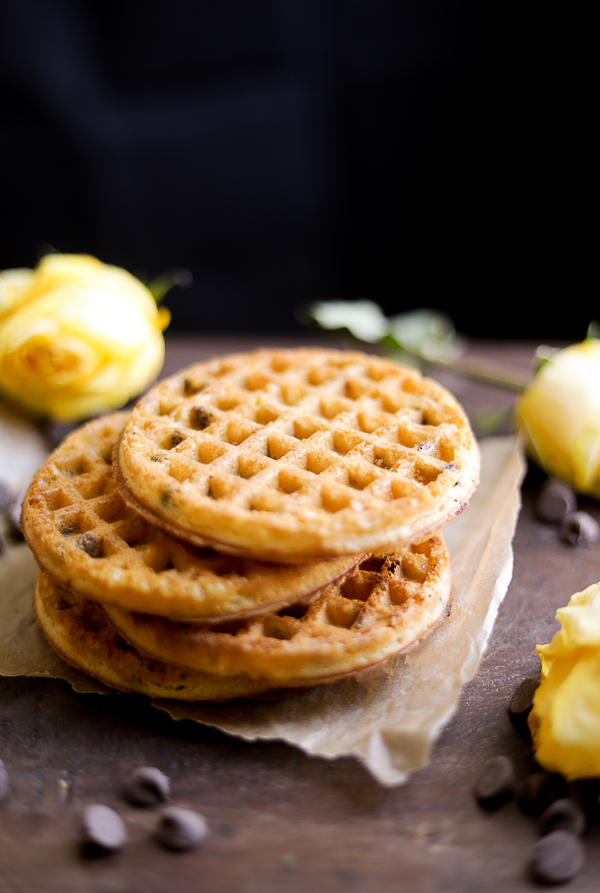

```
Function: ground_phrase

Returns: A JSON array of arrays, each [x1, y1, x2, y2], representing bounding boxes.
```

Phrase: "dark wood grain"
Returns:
[[2, 335, 599, 893]]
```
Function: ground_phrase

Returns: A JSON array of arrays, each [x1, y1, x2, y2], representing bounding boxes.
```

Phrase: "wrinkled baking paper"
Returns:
[[0, 402, 525, 786]]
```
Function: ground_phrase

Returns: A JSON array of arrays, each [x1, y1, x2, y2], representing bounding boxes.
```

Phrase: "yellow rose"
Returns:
[[515, 339, 600, 498], [0, 254, 170, 421], [529, 582, 600, 779]]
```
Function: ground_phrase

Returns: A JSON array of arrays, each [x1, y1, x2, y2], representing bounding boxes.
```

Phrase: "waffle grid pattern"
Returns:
[[105, 536, 451, 682], [22, 414, 357, 620], [117, 349, 479, 558]]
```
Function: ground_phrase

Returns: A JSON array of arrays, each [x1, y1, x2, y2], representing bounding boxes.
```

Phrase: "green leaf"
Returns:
[[306, 300, 389, 343], [388, 309, 465, 361]]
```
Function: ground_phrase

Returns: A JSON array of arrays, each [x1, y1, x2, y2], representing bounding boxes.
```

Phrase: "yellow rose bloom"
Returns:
[[0, 254, 169, 421], [529, 582, 600, 779], [515, 339, 600, 498]]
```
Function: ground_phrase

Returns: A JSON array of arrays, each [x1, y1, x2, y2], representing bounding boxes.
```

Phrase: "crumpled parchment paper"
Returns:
[[0, 401, 525, 785]]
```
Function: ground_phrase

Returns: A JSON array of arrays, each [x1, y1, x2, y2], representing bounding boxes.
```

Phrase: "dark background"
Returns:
[[0, 1, 589, 338]]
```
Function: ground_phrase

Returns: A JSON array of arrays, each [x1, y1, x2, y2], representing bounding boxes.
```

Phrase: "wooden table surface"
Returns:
[[2, 334, 600, 893]]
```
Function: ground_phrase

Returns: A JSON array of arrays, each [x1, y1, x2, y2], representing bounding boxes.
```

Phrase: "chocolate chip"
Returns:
[[535, 479, 577, 523], [183, 378, 206, 397], [58, 518, 80, 536], [540, 799, 586, 837], [0, 479, 14, 514], [560, 511, 600, 545], [159, 491, 173, 508], [473, 756, 515, 809], [532, 830, 584, 885], [189, 406, 213, 430], [82, 804, 127, 852], [78, 533, 104, 559], [168, 432, 186, 449], [508, 677, 539, 735], [156, 807, 209, 851], [516, 772, 568, 817], [0, 759, 8, 801], [123, 767, 170, 807], [7, 488, 26, 538], [0, 532, 6, 559], [59, 518, 79, 537]]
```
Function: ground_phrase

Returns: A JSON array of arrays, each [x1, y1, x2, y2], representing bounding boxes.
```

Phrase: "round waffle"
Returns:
[[22, 413, 359, 621], [33, 572, 277, 701], [114, 348, 479, 562], [104, 536, 452, 685]]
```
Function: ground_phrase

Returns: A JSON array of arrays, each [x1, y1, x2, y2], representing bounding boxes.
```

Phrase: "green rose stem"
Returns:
[[148, 268, 193, 303], [379, 332, 533, 392], [424, 345, 565, 392], [423, 353, 531, 392]]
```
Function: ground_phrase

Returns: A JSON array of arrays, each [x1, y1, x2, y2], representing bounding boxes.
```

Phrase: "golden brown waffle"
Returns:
[[22, 413, 359, 621], [34, 535, 451, 701], [104, 536, 452, 685], [115, 348, 480, 562], [33, 572, 280, 701]]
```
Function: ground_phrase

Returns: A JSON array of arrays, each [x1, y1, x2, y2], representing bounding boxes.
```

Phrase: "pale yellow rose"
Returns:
[[529, 582, 600, 779], [0, 254, 170, 421], [515, 339, 600, 498]]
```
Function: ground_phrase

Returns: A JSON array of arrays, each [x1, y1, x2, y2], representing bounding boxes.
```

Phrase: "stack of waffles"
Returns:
[[22, 348, 480, 702]]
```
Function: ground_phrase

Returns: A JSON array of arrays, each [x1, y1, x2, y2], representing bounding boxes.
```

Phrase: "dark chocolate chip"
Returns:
[[183, 378, 206, 397], [123, 767, 170, 807], [168, 432, 186, 449], [516, 772, 568, 817], [508, 677, 539, 735], [189, 407, 213, 430], [82, 804, 127, 852], [0, 759, 8, 801], [532, 830, 584, 885], [535, 479, 577, 524], [560, 511, 600, 545], [78, 533, 104, 559], [59, 519, 79, 537], [156, 807, 209, 851], [540, 798, 586, 837], [0, 531, 6, 559], [473, 755, 515, 809], [0, 479, 14, 514], [7, 488, 26, 538]]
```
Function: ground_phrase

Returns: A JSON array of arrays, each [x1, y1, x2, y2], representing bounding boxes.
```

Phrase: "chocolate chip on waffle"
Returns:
[[115, 348, 480, 562]]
